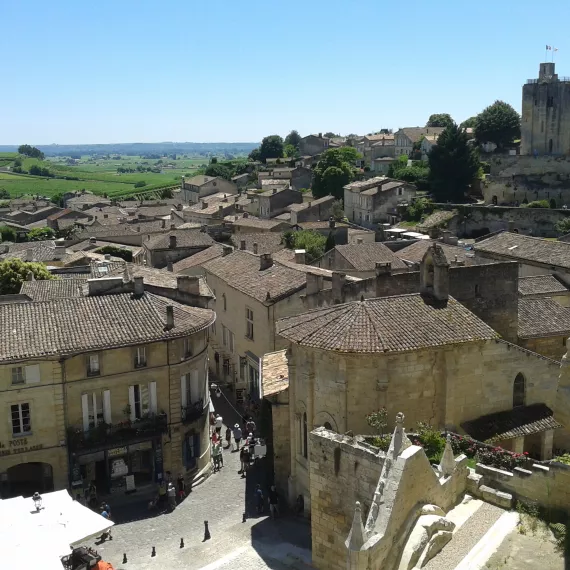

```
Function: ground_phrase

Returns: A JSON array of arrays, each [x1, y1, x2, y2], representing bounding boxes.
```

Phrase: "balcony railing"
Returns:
[[181, 399, 205, 425], [67, 413, 168, 452]]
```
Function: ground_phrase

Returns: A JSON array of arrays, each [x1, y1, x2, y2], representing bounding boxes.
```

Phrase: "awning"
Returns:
[[461, 403, 562, 443], [209, 399, 215, 412]]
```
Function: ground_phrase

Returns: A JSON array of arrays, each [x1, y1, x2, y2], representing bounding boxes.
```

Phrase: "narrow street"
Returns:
[[89, 394, 312, 569]]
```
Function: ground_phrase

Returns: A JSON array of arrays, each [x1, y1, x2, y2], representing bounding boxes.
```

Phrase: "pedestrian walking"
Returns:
[[225, 426, 232, 449], [268, 486, 279, 519], [215, 414, 223, 435], [167, 482, 177, 511], [100, 502, 112, 540], [240, 447, 250, 477], [213, 442, 223, 471], [212, 430, 220, 445], [177, 473, 186, 503], [246, 417, 256, 436], [233, 424, 242, 451], [255, 484, 264, 514], [88, 481, 97, 509], [158, 480, 167, 509]]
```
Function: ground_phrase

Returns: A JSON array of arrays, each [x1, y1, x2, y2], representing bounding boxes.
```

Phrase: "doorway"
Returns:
[[6, 462, 53, 498]]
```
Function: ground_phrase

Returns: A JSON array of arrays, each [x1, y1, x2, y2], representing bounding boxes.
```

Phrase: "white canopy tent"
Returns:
[[0, 490, 113, 569]]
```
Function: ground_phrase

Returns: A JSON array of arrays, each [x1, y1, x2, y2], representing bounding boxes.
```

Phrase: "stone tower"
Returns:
[[521, 62, 570, 155]]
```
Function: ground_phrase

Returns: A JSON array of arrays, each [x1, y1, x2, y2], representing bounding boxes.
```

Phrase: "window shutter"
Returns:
[[180, 375, 188, 408], [148, 382, 157, 415], [190, 370, 200, 404], [103, 390, 112, 424], [25, 364, 40, 384], [128, 385, 136, 421], [81, 394, 90, 432]]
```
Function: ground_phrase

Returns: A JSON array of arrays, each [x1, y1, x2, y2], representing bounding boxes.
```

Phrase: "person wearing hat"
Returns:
[[167, 481, 177, 511], [232, 423, 242, 451]]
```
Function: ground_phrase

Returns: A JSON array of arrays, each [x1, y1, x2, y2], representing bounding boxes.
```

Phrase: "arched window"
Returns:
[[222, 294, 226, 311], [302, 412, 308, 459], [513, 373, 525, 408]]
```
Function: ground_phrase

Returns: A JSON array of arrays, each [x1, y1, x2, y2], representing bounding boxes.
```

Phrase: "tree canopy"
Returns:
[[284, 130, 302, 149], [259, 135, 284, 162], [428, 123, 479, 202], [460, 116, 477, 129], [0, 226, 16, 242], [0, 258, 55, 294], [388, 155, 430, 190], [18, 144, 44, 159], [282, 230, 326, 263], [426, 114, 454, 129], [205, 163, 232, 180], [27, 227, 55, 241], [312, 147, 361, 199], [323, 132, 336, 139], [474, 100, 521, 148]]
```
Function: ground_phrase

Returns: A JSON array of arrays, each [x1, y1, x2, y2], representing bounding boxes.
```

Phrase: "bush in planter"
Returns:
[[413, 422, 446, 463], [368, 435, 391, 451]]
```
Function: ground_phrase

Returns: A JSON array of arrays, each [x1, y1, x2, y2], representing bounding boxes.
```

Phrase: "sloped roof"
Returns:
[[396, 127, 445, 143], [518, 298, 570, 338], [172, 244, 226, 272], [396, 240, 476, 266], [276, 294, 497, 353], [474, 231, 570, 270], [229, 233, 285, 255], [262, 349, 289, 397], [518, 275, 570, 296], [20, 278, 88, 301], [145, 230, 213, 251], [289, 196, 334, 212], [461, 403, 561, 443], [0, 292, 215, 362], [332, 243, 408, 271]]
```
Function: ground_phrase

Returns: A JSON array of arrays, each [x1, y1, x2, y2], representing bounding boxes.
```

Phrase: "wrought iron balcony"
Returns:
[[181, 399, 205, 425], [67, 413, 168, 452]]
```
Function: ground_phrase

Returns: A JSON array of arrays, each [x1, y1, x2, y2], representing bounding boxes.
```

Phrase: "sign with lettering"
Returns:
[[107, 447, 127, 458], [125, 474, 135, 491], [0, 438, 43, 457], [129, 441, 152, 452]]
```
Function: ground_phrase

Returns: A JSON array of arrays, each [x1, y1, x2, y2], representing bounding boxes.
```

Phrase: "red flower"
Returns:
[[523, 452, 528, 455]]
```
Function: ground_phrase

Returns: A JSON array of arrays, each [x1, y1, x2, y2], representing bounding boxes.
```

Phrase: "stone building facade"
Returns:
[[521, 62, 570, 156]]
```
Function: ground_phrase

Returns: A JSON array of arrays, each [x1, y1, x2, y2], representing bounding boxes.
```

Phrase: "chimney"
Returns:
[[272, 189, 277, 194], [332, 272, 346, 302], [307, 201, 312, 207], [137, 226, 141, 232], [222, 245, 232, 256], [103, 253, 110, 261], [177, 203, 183, 211], [318, 132, 322, 138], [177, 275, 201, 295], [508, 220, 516, 232], [26, 270, 35, 282], [329, 216, 336, 229], [103, 214, 108, 219], [306, 272, 324, 295], [165, 305, 174, 330], [201, 201, 208, 210], [253, 242, 258, 254], [420, 244, 450, 303], [243, 212, 249, 218], [169, 234, 177, 249], [171, 223, 176, 230], [357, 238, 363, 244], [375, 262, 392, 276], [294, 249, 306, 264], [259, 253, 273, 270], [218, 205, 224, 217], [240, 240, 246, 250], [89, 236, 97, 244], [133, 276, 144, 295], [53, 245, 66, 259], [167, 261, 173, 272], [147, 234, 151, 241], [162, 219, 166, 228]]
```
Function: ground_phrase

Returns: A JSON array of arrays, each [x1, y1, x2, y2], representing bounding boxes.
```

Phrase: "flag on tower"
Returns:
[[546, 45, 552, 50], [554, 47, 559, 52]]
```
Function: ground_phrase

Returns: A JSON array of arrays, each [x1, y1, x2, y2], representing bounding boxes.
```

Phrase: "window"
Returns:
[[134, 346, 147, 368], [222, 293, 227, 311], [397, 187, 403, 196], [11, 367, 24, 385], [129, 383, 150, 420], [82, 391, 111, 431], [222, 325, 228, 347], [246, 308, 254, 340], [302, 412, 308, 459], [87, 354, 100, 376], [11, 403, 31, 436], [513, 374, 526, 408], [183, 338, 192, 358], [229, 330, 235, 353]]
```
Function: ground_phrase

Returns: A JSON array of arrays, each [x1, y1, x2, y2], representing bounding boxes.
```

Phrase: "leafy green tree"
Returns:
[[474, 100, 521, 148], [205, 163, 232, 180], [29, 165, 51, 177], [27, 227, 55, 241], [0, 258, 55, 294], [460, 116, 477, 129], [134, 181, 147, 188], [312, 147, 361, 199], [332, 199, 345, 221], [0, 189, 10, 200], [284, 130, 302, 149], [51, 193, 65, 207], [18, 144, 44, 159], [522, 200, 550, 209], [94, 245, 133, 262], [248, 148, 261, 162], [426, 114, 454, 129], [428, 123, 479, 202], [210, 157, 218, 164], [259, 135, 284, 162], [159, 188, 174, 199], [282, 230, 327, 262], [323, 132, 336, 139], [325, 231, 335, 252], [556, 218, 570, 234], [284, 144, 299, 159], [0, 226, 16, 242]]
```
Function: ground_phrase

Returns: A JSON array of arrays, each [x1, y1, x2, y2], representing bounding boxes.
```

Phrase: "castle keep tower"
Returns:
[[521, 62, 570, 155]]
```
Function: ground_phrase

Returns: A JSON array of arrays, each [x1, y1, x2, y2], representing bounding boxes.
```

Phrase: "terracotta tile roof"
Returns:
[[474, 232, 570, 270], [518, 275, 570, 296], [69, 239, 140, 254], [203, 250, 307, 304], [395, 240, 477, 266], [145, 230, 214, 251], [518, 298, 570, 338], [417, 209, 457, 231], [172, 244, 226, 272], [182, 175, 218, 186], [461, 404, 561, 443], [0, 292, 215, 362], [276, 294, 497, 353], [262, 349, 289, 397], [295, 221, 348, 230], [230, 233, 285, 254], [20, 278, 88, 301], [396, 127, 445, 143], [231, 217, 291, 230], [332, 243, 408, 271], [289, 196, 334, 212]]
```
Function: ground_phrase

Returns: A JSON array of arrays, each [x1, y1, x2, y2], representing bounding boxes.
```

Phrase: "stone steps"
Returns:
[[422, 502, 505, 570]]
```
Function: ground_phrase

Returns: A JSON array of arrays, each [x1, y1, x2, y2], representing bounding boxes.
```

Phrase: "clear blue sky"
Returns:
[[2, 0, 570, 145]]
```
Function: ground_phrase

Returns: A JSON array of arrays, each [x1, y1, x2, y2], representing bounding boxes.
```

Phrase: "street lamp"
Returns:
[[32, 492, 42, 512]]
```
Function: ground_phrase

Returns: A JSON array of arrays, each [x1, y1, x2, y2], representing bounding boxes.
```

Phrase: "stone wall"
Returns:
[[270, 389, 290, 497], [309, 429, 384, 570], [519, 335, 567, 361], [474, 461, 570, 515]]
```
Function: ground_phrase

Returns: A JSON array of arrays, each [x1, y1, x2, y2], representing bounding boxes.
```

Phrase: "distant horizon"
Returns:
[[0, 141, 260, 147]]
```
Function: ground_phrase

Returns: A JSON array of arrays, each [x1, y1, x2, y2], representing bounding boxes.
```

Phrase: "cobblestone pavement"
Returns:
[[85, 396, 312, 569]]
